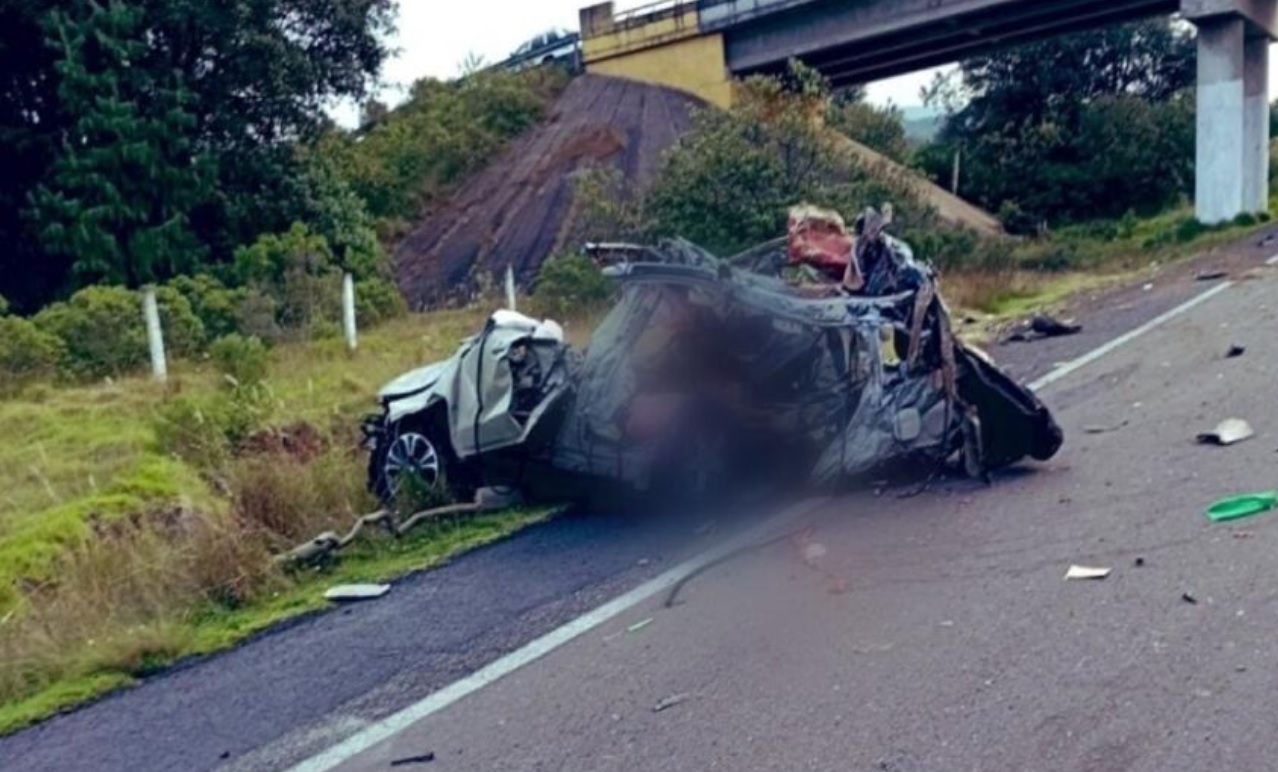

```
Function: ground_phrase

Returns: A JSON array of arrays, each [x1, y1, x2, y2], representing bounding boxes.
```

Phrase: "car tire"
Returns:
[[368, 417, 475, 506]]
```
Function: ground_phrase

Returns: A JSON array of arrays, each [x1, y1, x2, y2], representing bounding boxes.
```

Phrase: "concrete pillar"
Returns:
[[1243, 34, 1270, 212], [1196, 17, 1249, 223]]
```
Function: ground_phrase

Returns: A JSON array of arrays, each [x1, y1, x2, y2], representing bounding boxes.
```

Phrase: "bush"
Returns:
[[354, 277, 407, 326], [0, 295, 9, 316], [534, 252, 613, 316], [233, 223, 343, 337], [35, 286, 148, 379], [233, 289, 284, 344], [0, 316, 65, 396], [34, 285, 204, 379], [168, 274, 244, 342], [153, 388, 273, 469], [210, 334, 269, 388], [151, 286, 206, 359]]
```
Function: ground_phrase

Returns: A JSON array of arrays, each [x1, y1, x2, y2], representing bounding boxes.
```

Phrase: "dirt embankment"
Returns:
[[394, 73, 1002, 309], [394, 75, 703, 309]]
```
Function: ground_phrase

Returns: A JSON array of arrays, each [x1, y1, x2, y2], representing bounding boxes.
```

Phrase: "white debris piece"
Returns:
[[325, 583, 391, 601], [1196, 418, 1254, 446], [1064, 565, 1112, 581]]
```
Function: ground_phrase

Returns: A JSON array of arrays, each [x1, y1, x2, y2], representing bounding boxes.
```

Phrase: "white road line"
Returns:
[[288, 497, 828, 772], [293, 268, 1246, 772], [1267, 253, 1278, 266], [1028, 280, 1234, 392]]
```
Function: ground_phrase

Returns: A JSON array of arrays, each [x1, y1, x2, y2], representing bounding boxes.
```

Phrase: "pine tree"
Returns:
[[29, 0, 214, 287]]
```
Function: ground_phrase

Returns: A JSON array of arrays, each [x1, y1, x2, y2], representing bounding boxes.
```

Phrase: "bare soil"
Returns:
[[394, 75, 703, 309]]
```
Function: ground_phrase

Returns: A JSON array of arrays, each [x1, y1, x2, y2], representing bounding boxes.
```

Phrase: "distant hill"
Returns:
[[900, 105, 944, 144]]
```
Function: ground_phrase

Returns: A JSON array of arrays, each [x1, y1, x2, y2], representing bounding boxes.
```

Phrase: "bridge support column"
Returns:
[[1243, 34, 1270, 213], [1187, 0, 1276, 223], [1194, 18, 1264, 223]]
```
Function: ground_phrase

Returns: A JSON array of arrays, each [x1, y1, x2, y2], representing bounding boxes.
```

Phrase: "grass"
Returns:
[[0, 303, 562, 734], [942, 205, 1275, 321]]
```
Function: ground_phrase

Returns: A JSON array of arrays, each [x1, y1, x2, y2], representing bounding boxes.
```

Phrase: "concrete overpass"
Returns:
[[579, 0, 1277, 223]]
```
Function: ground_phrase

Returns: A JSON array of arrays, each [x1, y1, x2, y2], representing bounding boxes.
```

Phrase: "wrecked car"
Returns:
[[363, 209, 1063, 507]]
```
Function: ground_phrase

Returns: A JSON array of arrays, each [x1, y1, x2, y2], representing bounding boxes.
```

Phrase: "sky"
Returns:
[[377, 1, 1278, 115]]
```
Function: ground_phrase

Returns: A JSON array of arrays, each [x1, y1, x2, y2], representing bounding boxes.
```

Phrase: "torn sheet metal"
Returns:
[[366, 209, 1063, 508]]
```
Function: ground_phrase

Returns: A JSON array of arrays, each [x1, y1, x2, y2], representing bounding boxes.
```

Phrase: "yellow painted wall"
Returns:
[[583, 8, 699, 60], [586, 32, 733, 108]]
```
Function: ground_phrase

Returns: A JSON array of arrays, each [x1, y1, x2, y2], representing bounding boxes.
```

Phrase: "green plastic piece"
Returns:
[[1206, 492, 1278, 522]]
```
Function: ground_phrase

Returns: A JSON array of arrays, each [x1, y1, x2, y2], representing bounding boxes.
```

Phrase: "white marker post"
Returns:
[[504, 265, 517, 311], [142, 287, 167, 382], [342, 273, 358, 351]]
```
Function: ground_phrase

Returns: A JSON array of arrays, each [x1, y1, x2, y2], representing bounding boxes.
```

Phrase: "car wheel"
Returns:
[[370, 420, 471, 505]]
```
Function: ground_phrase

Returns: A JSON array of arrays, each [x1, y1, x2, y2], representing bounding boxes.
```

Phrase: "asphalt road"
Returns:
[[333, 254, 1278, 771], [2, 232, 1276, 772]]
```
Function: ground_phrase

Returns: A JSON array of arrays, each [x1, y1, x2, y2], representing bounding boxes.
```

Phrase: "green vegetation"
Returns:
[[1, 0, 396, 312], [320, 68, 569, 228], [829, 87, 911, 163], [533, 252, 616, 317], [0, 307, 553, 734], [917, 18, 1196, 226], [574, 63, 927, 257]]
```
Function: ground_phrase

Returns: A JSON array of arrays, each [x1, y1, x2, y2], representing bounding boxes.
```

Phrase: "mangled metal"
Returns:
[[363, 209, 1063, 507]]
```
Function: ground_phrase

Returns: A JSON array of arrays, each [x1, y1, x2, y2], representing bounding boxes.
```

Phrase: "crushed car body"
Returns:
[[363, 208, 1063, 507]]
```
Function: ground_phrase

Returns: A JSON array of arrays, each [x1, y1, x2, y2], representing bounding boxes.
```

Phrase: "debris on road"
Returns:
[[1084, 421, 1128, 434], [1195, 269, 1229, 281], [1205, 492, 1278, 522], [1134, 557, 1146, 567], [390, 752, 437, 766], [653, 693, 691, 712], [1226, 344, 1246, 358], [1004, 314, 1082, 343], [1196, 418, 1255, 446], [801, 542, 828, 565], [1064, 565, 1112, 581], [324, 583, 391, 602], [1182, 592, 1199, 605], [1031, 314, 1082, 338]]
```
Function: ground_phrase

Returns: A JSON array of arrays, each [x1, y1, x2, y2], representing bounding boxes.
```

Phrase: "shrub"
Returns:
[[0, 316, 65, 396], [233, 289, 284, 344], [32, 285, 204, 380], [153, 387, 273, 469], [35, 286, 149, 379], [168, 274, 244, 342], [226, 449, 375, 546], [1174, 216, 1209, 243], [0, 295, 9, 316], [153, 397, 235, 469], [151, 286, 206, 359], [354, 277, 407, 326], [209, 334, 269, 388], [533, 252, 613, 317], [233, 223, 343, 336]]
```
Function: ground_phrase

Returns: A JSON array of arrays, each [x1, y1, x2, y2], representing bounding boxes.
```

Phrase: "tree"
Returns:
[[30, 0, 214, 287], [626, 63, 924, 257], [829, 91, 910, 164], [0, 0, 396, 310], [920, 18, 1195, 223]]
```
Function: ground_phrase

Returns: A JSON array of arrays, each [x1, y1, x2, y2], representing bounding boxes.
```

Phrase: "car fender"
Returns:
[[380, 361, 452, 425]]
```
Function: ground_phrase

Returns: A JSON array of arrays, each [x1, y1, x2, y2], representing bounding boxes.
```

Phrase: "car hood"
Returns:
[[378, 361, 449, 402]]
